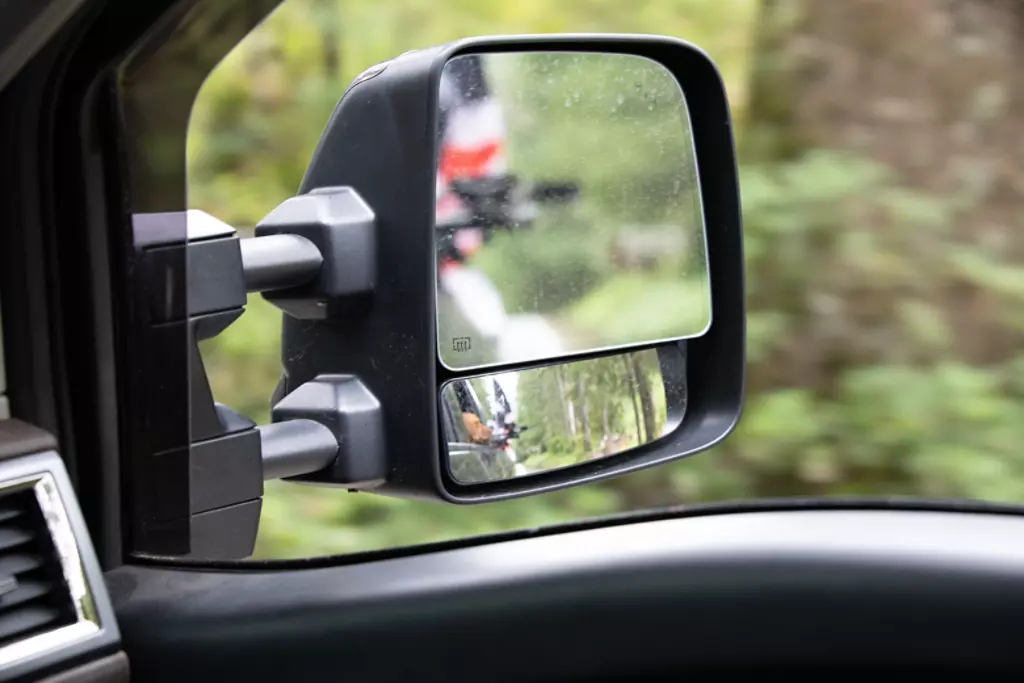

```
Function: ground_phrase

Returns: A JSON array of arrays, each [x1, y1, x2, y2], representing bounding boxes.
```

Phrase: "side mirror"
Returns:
[[266, 34, 744, 503]]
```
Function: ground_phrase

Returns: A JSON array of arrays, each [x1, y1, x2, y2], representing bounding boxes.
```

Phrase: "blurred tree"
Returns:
[[746, 0, 1024, 369], [721, 0, 1024, 501]]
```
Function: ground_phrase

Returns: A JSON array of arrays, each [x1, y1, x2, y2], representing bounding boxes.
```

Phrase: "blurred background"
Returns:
[[188, 0, 1024, 559]]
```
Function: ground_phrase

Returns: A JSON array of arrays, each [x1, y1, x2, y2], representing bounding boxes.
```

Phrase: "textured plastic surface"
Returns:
[[279, 34, 745, 502], [255, 187, 375, 319], [189, 426, 262, 514], [188, 313, 243, 445], [181, 329, 262, 556], [184, 209, 246, 317], [111, 506, 1024, 681], [134, 499, 262, 561], [271, 375, 384, 488], [134, 213, 262, 556], [37, 651, 129, 683], [187, 236, 245, 317], [0, 419, 57, 460], [0, 451, 120, 680], [184, 499, 261, 560]]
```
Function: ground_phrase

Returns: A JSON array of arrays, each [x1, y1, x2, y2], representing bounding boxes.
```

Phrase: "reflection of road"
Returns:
[[493, 320, 561, 480], [441, 264, 573, 367], [504, 446, 530, 477], [499, 314, 566, 365]]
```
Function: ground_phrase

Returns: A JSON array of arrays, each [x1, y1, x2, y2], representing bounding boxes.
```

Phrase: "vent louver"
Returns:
[[0, 488, 76, 647], [0, 451, 114, 679]]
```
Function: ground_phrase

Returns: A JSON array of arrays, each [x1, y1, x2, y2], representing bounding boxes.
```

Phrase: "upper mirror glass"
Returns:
[[435, 50, 710, 371], [441, 348, 675, 485]]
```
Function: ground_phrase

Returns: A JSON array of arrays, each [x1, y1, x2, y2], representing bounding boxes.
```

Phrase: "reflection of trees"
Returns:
[[620, 356, 643, 444], [627, 353, 657, 442], [576, 372, 592, 453], [517, 350, 666, 469]]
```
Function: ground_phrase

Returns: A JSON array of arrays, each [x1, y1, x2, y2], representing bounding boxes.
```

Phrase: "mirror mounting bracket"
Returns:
[[254, 186, 376, 320], [132, 194, 379, 559], [269, 374, 386, 489]]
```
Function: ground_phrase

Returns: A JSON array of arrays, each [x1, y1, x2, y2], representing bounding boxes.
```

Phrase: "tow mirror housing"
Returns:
[[265, 34, 744, 503], [135, 35, 743, 556]]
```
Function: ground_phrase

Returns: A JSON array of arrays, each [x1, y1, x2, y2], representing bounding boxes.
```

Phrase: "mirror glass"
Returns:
[[441, 349, 676, 485], [435, 50, 710, 371]]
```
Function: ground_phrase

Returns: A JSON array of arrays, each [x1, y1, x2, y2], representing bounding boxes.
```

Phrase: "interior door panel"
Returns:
[[108, 508, 1024, 681]]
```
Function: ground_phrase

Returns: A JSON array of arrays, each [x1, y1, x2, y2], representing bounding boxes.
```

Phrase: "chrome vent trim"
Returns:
[[35, 473, 98, 628], [0, 451, 118, 679], [0, 473, 99, 667]]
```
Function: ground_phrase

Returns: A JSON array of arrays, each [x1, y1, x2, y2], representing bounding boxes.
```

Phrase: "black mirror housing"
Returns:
[[274, 34, 745, 503]]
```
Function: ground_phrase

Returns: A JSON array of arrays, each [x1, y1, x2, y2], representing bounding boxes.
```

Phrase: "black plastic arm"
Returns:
[[270, 374, 386, 489], [258, 420, 338, 481], [240, 233, 322, 292], [254, 186, 376, 319], [139, 188, 382, 559]]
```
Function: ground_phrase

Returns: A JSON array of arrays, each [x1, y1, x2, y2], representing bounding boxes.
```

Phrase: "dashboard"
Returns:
[[0, 423, 121, 683]]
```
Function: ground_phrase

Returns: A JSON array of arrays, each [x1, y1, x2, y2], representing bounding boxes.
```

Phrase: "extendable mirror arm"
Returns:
[[139, 188, 385, 559]]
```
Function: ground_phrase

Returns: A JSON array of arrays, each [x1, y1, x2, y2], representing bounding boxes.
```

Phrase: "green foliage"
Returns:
[[471, 218, 608, 315], [567, 276, 709, 346], [514, 350, 665, 463], [190, 0, 1024, 560], [497, 51, 699, 224], [468, 49, 707, 330]]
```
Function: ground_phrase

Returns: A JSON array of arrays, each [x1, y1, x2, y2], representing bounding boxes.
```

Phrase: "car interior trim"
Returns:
[[110, 508, 1024, 680]]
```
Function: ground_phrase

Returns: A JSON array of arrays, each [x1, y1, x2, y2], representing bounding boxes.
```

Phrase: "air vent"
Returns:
[[0, 487, 76, 647], [0, 450, 114, 679]]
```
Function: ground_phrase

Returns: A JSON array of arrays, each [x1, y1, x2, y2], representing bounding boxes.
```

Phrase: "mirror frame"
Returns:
[[276, 34, 745, 503]]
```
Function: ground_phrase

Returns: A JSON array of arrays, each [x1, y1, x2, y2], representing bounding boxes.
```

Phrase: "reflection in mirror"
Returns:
[[442, 349, 678, 485], [435, 50, 710, 371]]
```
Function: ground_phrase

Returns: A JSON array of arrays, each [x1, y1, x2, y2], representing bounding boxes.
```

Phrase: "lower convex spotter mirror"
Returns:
[[442, 348, 683, 485], [182, 34, 743, 518]]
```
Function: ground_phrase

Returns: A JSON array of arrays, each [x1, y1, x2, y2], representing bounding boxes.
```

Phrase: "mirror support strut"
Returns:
[[239, 233, 323, 292], [137, 189, 381, 559]]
